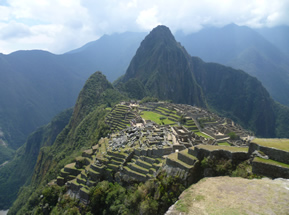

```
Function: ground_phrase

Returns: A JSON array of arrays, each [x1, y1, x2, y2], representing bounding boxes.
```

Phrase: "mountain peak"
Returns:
[[121, 25, 205, 107], [149, 25, 174, 39], [139, 25, 176, 48]]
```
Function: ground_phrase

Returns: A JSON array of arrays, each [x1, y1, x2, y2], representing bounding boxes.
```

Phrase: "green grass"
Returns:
[[218, 142, 230, 146], [254, 157, 289, 168], [141, 111, 175, 125], [197, 144, 248, 152], [195, 131, 213, 139], [253, 138, 289, 152]]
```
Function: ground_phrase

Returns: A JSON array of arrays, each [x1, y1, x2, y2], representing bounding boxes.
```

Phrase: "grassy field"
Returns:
[[197, 144, 248, 152], [218, 142, 230, 146], [253, 138, 289, 152], [141, 111, 175, 125], [254, 157, 289, 168], [194, 131, 213, 139]]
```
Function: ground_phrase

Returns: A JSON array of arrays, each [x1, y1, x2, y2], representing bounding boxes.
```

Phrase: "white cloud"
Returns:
[[0, 0, 288, 54], [136, 7, 161, 30]]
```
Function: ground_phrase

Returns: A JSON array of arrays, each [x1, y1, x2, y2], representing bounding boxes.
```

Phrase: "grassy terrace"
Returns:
[[179, 149, 198, 161], [218, 142, 230, 146], [141, 111, 175, 125], [254, 157, 289, 168], [123, 166, 146, 178], [157, 106, 177, 114], [194, 131, 213, 139], [155, 107, 179, 118], [252, 138, 289, 152], [196, 144, 248, 152], [167, 152, 195, 169]]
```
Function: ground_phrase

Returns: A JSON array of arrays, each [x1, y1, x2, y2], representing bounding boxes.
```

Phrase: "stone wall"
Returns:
[[249, 142, 289, 165], [122, 167, 146, 182], [252, 160, 289, 179], [166, 157, 192, 171], [122, 150, 134, 166], [189, 146, 248, 162], [177, 152, 196, 165]]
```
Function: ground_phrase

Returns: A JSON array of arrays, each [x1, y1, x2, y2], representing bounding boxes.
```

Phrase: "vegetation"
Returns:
[[90, 174, 185, 215], [194, 132, 213, 139], [178, 115, 186, 125], [228, 132, 239, 140], [201, 157, 259, 179], [0, 145, 14, 165], [141, 111, 175, 125], [253, 138, 289, 152], [218, 142, 230, 146], [197, 144, 248, 152], [254, 157, 289, 168], [140, 97, 158, 104], [0, 108, 72, 210], [8, 72, 126, 214], [18, 172, 185, 215]]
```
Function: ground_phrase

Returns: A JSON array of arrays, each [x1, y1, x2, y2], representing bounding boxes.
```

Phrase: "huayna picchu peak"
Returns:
[[121, 25, 206, 107]]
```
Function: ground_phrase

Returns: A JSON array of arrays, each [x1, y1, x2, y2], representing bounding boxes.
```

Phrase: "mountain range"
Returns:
[[0, 32, 145, 152], [0, 26, 289, 214], [175, 24, 289, 106]]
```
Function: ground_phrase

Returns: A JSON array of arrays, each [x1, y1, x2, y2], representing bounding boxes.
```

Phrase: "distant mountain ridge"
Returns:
[[0, 32, 144, 150], [175, 24, 289, 106]]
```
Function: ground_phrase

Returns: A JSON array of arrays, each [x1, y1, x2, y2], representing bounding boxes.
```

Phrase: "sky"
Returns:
[[0, 0, 288, 54]]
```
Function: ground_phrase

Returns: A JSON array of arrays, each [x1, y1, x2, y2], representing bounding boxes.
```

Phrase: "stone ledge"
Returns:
[[249, 142, 289, 165], [178, 150, 197, 165], [252, 157, 289, 179], [166, 154, 195, 171], [190, 145, 248, 162]]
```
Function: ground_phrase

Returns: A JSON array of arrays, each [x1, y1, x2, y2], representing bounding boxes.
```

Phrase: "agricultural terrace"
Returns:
[[254, 157, 289, 168], [140, 111, 176, 125], [197, 144, 248, 152], [252, 138, 289, 152]]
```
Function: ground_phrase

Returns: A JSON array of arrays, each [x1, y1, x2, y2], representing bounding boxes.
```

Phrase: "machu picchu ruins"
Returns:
[[54, 101, 289, 204]]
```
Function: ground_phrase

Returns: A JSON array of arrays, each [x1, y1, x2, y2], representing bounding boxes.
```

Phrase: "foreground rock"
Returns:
[[166, 176, 289, 215]]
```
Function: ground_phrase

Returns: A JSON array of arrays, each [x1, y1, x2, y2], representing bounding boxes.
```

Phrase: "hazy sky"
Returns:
[[0, 0, 288, 54]]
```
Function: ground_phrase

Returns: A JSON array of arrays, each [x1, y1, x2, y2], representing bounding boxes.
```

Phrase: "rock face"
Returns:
[[122, 25, 206, 107], [165, 176, 289, 215]]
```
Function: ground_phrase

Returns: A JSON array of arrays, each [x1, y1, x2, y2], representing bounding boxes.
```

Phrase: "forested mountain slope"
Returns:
[[176, 24, 289, 106]]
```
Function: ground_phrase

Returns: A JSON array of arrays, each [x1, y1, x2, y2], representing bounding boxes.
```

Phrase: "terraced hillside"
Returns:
[[105, 104, 136, 132], [250, 138, 289, 178], [41, 101, 289, 214]]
